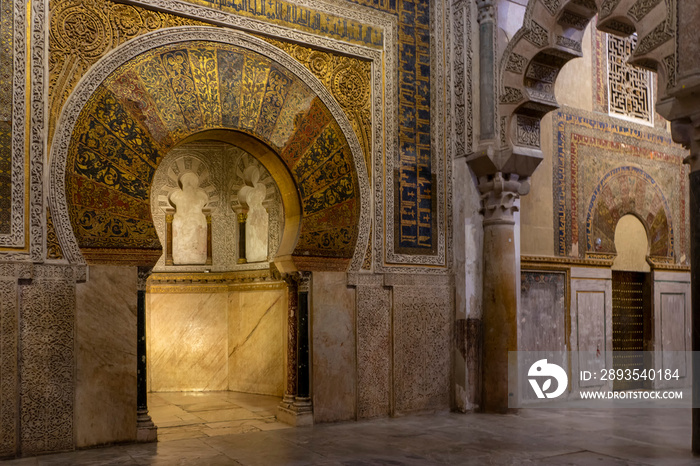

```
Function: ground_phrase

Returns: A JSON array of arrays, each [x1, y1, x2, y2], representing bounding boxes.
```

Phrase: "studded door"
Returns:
[[612, 271, 651, 391]]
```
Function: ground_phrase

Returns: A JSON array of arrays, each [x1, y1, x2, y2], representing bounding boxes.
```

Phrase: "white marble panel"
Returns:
[[570, 273, 613, 392], [311, 272, 356, 422], [653, 273, 691, 388], [75, 265, 137, 447], [148, 292, 228, 391], [228, 288, 285, 396]]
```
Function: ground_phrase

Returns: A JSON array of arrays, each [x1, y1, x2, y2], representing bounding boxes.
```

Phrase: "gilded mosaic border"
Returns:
[[380, 0, 449, 271]]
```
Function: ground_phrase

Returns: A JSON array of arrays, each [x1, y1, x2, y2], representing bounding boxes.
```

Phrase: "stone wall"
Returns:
[[19, 265, 76, 455], [317, 272, 454, 421], [0, 264, 80, 457], [652, 271, 691, 390]]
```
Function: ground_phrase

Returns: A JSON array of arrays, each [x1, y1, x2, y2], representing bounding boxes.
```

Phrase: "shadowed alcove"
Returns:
[[145, 137, 292, 438]]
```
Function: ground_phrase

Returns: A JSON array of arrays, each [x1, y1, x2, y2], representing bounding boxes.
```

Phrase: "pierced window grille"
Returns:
[[606, 34, 654, 125]]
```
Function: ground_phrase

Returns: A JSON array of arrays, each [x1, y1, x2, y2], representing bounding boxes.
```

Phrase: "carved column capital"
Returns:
[[137, 266, 153, 292], [281, 270, 311, 289], [297, 271, 311, 293], [477, 172, 529, 226], [476, 0, 495, 23]]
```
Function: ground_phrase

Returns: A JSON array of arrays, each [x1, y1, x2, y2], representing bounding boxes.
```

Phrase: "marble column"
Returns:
[[136, 266, 157, 442], [659, 112, 700, 452], [476, 0, 495, 141], [165, 211, 174, 266], [466, 0, 539, 413], [478, 173, 522, 413], [237, 212, 247, 264], [277, 271, 313, 426], [281, 272, 298, 406], [657, 98, 700, 452], [205, 212, 213, 266], [294, 272, 312, 408], [690, 168, 700, 454]]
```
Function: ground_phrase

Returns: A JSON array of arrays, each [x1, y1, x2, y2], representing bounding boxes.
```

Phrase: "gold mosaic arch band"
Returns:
[[49, 26, 370, 271]]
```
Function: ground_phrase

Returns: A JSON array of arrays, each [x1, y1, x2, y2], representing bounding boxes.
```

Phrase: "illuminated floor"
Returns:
[[148, 391, 290, 442], [3, 407, 698, 465]]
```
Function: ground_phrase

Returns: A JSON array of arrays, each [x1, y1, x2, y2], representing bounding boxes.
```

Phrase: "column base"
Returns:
[[277, 398, 313, 426], [136, 409, 158, 443]]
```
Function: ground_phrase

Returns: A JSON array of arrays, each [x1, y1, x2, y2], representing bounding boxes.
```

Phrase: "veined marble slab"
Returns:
[[147, 292, 229, 391], [228, 289, 285, 396], [75, 265, 137, 447]]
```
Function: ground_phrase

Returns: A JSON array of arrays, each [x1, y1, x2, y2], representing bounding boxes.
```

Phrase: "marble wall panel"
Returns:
[[653, 272, 691, 388], [147, 291, 228, 391], [520, 271, 567, 352], [356, 277, 391, 419], [75, 266, 137, 448], [391, 275, 451, 414], [570, 267, 612, 391], [19, 265, 75, 455], [660, 293, 686, 352], [311, 272, 356, 422], [228, 287, 285, 396]]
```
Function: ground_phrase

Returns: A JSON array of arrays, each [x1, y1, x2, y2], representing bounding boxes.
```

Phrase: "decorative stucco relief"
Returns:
[[18, 265, 76, 456], [0, 0, 26, 250], [389, 273, 452, 413], [393, 282, 451, 413], [0, 264, 19, 457], [356, 276, 391, 419]]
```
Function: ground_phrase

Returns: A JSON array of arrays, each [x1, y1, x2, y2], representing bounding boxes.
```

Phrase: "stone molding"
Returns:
[[0, 0, 26, 251]]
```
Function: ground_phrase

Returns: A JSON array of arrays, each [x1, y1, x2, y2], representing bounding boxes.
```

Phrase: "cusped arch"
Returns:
[[499, 0, 674, 151], [49, 26, 370, 272], [585, 166, 674, 259]]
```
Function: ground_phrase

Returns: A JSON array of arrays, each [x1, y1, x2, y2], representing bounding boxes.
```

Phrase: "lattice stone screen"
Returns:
[[607, 34, 654, 125]]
